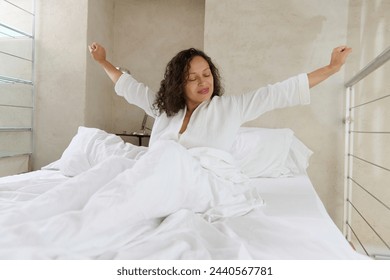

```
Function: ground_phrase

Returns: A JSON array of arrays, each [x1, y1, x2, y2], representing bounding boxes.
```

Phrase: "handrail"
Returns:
[[0, 127, 32, 132], [4, 0, 34, 15], [0, 152, 31, 159], [0, 75, 33, 85], [343, 45, 390, 259], [0, 23, 33, 38], [345, 46, 390, 87]]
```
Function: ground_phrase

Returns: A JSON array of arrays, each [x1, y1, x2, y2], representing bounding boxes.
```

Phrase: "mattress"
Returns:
[[0, 169, 368, 260]]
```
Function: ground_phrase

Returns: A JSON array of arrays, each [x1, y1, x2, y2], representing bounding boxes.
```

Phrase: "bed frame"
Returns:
[[343, 46, 390, 259]]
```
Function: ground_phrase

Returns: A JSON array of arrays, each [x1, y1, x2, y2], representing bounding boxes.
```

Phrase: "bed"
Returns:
[[0, 126, 368, 260]]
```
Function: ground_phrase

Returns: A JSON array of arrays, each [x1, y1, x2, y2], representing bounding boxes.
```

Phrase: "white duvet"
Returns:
[[0, 140, 265, 259], [0, 127, 368, 259]]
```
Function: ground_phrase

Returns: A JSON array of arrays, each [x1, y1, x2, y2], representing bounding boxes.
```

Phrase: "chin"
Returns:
[[202, 95, 212, 102]]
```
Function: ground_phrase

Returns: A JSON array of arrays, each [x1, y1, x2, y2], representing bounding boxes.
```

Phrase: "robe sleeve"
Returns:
[[234, 73, 310, 123], [114, 73, 158, 117]]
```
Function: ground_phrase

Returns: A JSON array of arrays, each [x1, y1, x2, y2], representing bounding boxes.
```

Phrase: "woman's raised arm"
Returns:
[[307, 45, 352, 88], [88, 42, 122, 84]]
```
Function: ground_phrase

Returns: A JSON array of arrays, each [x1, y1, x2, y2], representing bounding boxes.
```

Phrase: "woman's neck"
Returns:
[[186, 102, 200, 115]]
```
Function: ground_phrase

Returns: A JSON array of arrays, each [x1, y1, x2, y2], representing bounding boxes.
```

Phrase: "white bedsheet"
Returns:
[[0, 143, 367, 260]]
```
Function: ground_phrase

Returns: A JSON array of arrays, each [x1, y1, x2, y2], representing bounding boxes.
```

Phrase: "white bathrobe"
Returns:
[[115, 73, 311, 151]]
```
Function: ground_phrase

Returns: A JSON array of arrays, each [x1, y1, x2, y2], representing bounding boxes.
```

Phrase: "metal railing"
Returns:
[[343, 46, 390, 259], [0, 0, 35, 167], [345, 47, 390, 87]]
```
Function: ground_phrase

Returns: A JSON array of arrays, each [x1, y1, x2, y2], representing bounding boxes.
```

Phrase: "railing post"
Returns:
[[343, 86, 354, 239]]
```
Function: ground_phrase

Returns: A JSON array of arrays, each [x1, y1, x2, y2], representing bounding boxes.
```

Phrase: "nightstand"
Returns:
[[116, 132, 151, 146]]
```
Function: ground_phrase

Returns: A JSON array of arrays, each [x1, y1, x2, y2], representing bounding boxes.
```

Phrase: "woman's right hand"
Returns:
[[88, 42, 122, 84], [88, 42, 106, 63]]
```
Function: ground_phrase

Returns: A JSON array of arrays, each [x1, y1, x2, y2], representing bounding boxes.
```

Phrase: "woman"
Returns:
[[0, 45, 354, 259], [89, 43, 352, 152]]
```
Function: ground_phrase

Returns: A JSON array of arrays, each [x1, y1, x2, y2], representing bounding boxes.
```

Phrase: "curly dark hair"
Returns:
[[153, 48, 223, 117]]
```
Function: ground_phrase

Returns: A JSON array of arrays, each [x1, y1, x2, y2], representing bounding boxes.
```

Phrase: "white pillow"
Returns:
[[41, 159, 61, 170], [230, 127, 312, 178], [59, 127, 147, 177], [285, 136, 313, 175], [60, 152, 90, 177]]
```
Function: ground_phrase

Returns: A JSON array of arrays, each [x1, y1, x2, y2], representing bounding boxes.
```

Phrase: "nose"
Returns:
[[198, 77, 206, 86]]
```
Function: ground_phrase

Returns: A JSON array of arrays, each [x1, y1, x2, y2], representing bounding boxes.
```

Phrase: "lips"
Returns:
[[198, 88, 209, 94]]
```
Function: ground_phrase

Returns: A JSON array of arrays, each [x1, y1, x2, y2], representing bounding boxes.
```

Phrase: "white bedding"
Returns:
[[0, 166, 366, 260], [0, 127, 368, 260]]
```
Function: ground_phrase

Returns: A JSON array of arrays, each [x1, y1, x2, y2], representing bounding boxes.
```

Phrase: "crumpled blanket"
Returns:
[[0, 140, 264, 259]]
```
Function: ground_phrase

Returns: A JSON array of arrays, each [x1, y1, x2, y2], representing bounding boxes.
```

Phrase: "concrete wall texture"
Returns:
[[4, 0, 388, 237]]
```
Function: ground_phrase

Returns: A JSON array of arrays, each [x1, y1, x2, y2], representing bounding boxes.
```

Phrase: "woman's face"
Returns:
[[184, 56, 214, 111]]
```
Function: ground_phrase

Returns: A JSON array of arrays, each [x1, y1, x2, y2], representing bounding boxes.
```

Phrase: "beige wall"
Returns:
[[33, 0, 89, 169], [204, 0, 349, 228], [345, 0, 390, 255], [85, 0, 115, 130], [32, 0, 205, 166], [111, 0, 205, 144], [34, 0, 116, 168]]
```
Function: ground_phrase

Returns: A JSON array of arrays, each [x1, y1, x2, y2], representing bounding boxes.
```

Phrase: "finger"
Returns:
[[334, 45, 347, 53], [89, 42, 98, 51], [340, 48, 352, 56], [340, 46, 352, 53], [345, 47, 352, 53]]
